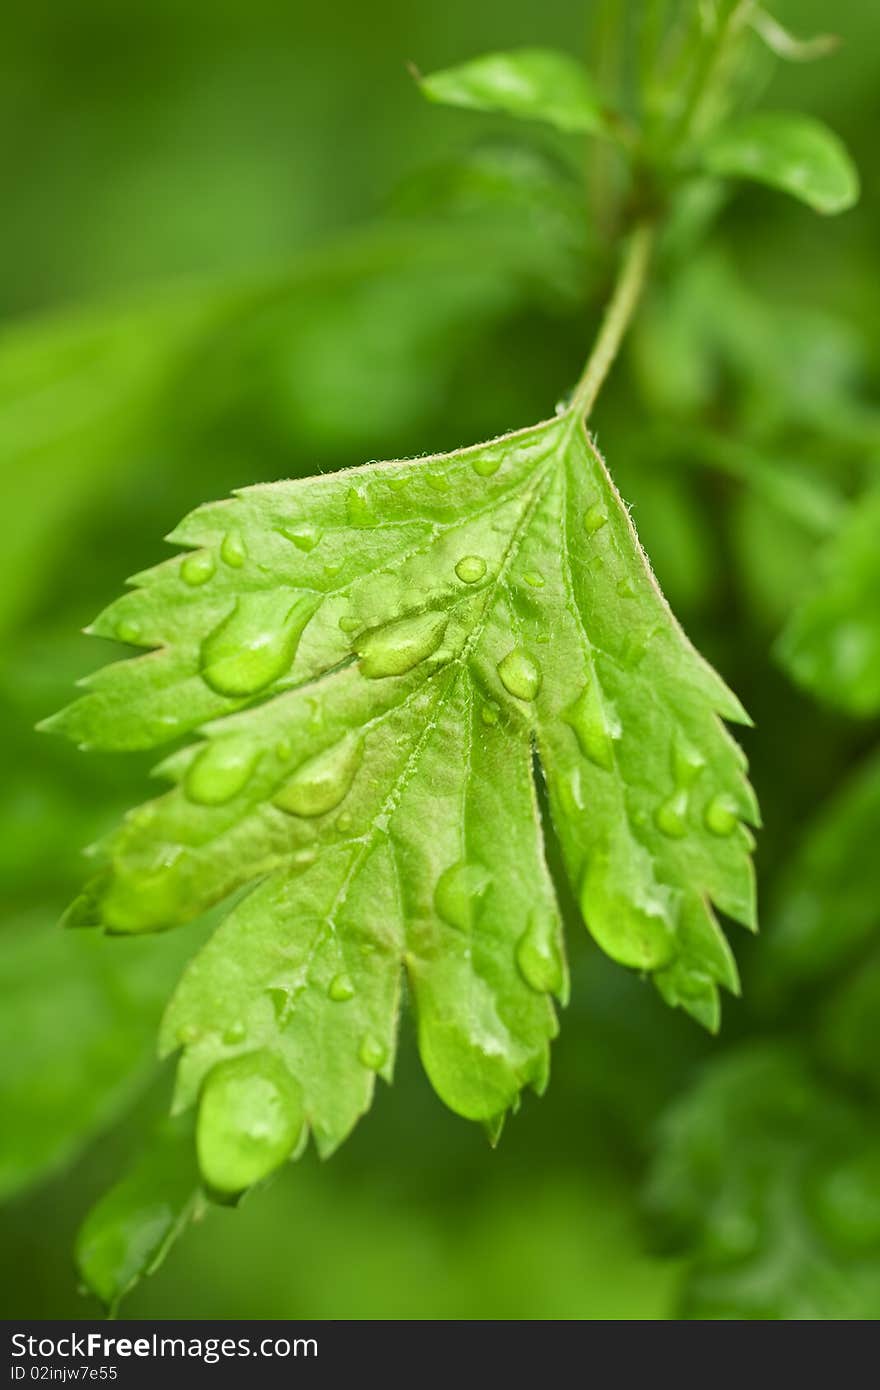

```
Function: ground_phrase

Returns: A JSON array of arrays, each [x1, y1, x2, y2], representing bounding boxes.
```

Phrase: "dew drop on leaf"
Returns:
[[358, 1036, 388, 1070], [563, 679, 618, 770], [481, 699, 501, 727], [328, 973, 356, 1003], [583, 503, 608, 534], [115, 619, 143, 645], [220, 530, 247, 568], [497, 647, 542, 701], [273, 732, 362, 818], [454, 555, 487, 584], [336, 811, 353, 833], [222, 1022, 247, 1045], [338, 615, 361, 633], [200, 593, 316, 697], [471, 454, 501, 478], [184, 737, 259, 806], [522, 571, 545, 588], [616, 578, 636, 598], [180, 550, 216, 586], [196, 1050, 304, 1196], [282, 523, 322, 552], [356, 610, 448, 678], [515, 911, 564, 995], [654, 792, 689, 839], [704, 793, 739, 837], [434, 860, 491, 931], [579, 851, 678, 969], [425, 470, 450, 492], [346, 487, 377, 526]]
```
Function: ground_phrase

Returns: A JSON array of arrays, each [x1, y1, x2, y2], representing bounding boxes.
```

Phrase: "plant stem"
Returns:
[[568, 221, 655, 424]]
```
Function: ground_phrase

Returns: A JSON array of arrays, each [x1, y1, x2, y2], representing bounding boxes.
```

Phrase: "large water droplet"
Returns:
[[200, 593, 316, 697], [338, 615, 360, 634], [221, 530, 247, 568], [196, 1050, 304, 1196], [223, 1022, 247, 1045], [116, 618, 144, 645], [328, 973, 355, 1002], [184, 736, 259, 806], [181, 550, 216, 586], [434, 860, 491, 932], [425, 470, 450, 493], [455, 555, 487, 584], [356, 610, 447, 678], [522, 571, 545, 589], [583, 503, 607, 535], [282, 523, 322, 552], [358, 1036, 388, 1070], [346, 487, 377, 526], [654, 792, 688, 839], [273, 732, 362, 818], [497, 648, 542, 701], [579, 851, 677, 970], [472, 453, 501, 478], [563, 679, 618, 771], [704, 793, 739, 837], [516, 911, 564, 995]]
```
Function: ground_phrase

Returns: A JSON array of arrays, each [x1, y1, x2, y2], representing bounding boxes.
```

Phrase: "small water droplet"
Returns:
[[673, 738, 705, 789], [291, 847, 318, 871], [221, 530, 247, 568], [497, 648, 542, 701], [181, 551, 215, 586], [472, 453, 501, 478], [336, 810, 353, 833], [358, 1036, 388, 1070], [619, 630, 650, 669], [434, 860, 491, 931], [387, 476, 409, 494], [177, 1023, 201, 1045], [273, 732, 362, 818], [200, 593, 316, 697], [328, 973, 355, 1002], [579, 850, 677, 969], [338, 615, 361, 634], [267, 987, 291, 1025], [522, 571, 545, 589], [196, 1050, 304, 1196], [554, 389, 574, 416], [704, 793, 739, 837], [357, 610, 448, 678], [455, 555, 487, 584], [516, 911, 564, 995], [654, 792, 688, 839], [223, 1022, 247, 1045], [583, 503, 607, 535], [282, 523, 322, 552], [616, 578, 636, 598], [185, 736, 259, 806], [116, 618, 143, 645], [425, 470, 450, 492], [563, 680, 618, 771], [481, 700, 501, 727], [346, 487, 377, 526]]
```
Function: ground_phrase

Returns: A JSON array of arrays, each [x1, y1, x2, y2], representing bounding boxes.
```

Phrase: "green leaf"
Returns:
[[777, 484, 880, 716], [50, 413, 757, 1173], [75, 1116, 203, 1312], [701, 112, 860, 214], [645, 1047, 880, 1319], [419, 48, 605, 135]]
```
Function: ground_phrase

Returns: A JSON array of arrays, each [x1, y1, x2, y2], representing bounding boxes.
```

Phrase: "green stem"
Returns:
[[569, 221, 655, 424]]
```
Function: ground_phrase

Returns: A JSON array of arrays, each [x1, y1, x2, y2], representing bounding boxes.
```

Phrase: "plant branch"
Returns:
[[568, 221, 655, 424]]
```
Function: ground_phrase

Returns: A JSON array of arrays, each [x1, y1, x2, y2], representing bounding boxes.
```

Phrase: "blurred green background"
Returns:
[[2, 0, 880, 1319]]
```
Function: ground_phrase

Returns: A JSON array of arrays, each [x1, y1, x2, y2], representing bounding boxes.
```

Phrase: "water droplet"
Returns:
[[185, 736, 259, 806], [357, 610, 448, 678], [472, 453, 501, 478], [358, 1036, 388, 1070], [387, 476, 409, 494], [654, 792, 688, 839], [116, 618, 143, 645], [455, 555, 487, 584], [346, 487, 376, 526], [196, 1050, 304, 1196], [425, 471, 450, 492], [338, 615, 361, 634], [497, 648, 541, 701], [579, 850, 677, 970], [276, 738, 292, 761], [181, 551, 215, 586], [522, 571, 545, 589], [328, 973, 355, 1002], [673, 738, 705, 789], [619, 630, 650, 669], [267, 987, 291, 1025], [481, 700, 501, 727], [563, 680, 618, 771], [291, 847, 318, 871], [223, 1022, 247, 1045], [200, 593, 316, 697], [282, 523, 322, 552], [554, 389, 573, 416], [616, 578, 636, 598], [434, 860, 491, 932], [516, 911, 564, 995], [177, 1023, 200, 1045], [704, 793, 739, 837], [583, 503, 607, 534], [101, 845, 187, 933], [273, 732, 362, 818], [221, 530, 247, 568]]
